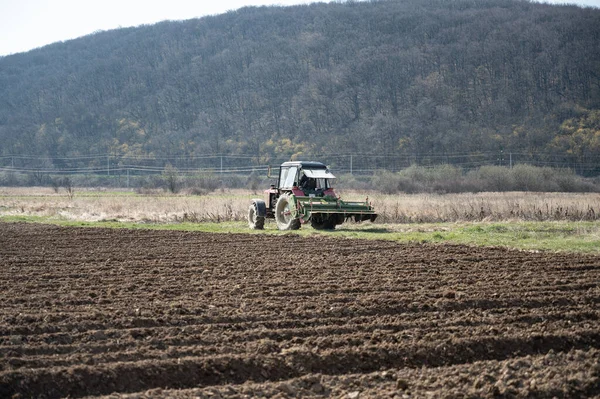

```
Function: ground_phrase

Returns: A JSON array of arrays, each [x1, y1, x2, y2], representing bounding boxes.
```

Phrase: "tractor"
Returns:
[[248, 161, 377, 230]]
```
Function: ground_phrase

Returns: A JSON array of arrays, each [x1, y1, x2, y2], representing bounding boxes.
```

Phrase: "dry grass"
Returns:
[[362, 191, 600, 223], [0, 187, 251, 223], [1, 187, 599, 224]]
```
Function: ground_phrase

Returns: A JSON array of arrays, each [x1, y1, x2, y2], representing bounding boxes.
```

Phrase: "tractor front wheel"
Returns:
[[275, 194, 301, 230]]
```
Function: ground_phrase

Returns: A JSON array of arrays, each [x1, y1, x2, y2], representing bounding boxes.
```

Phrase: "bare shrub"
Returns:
[[355, 164, 599, 195], [28, 171, 50, 186], [50, 178, 60, 193], [511, 164, 558, 191], [396, 176, 427, 194], [162, 164, 180, 194], [220, 174, 244, 189], [468, 166, 515, 192], [247, 171, 260, 193], [0, 171, 19, 186], [185, 173, 220, 195], [553, 170, 599, 193], [398, 164, 429, 184], [336, 174, 372, 191], [374, 165, 467, 194], [372, 171, 406, 194], [61, 177, 75, 200]]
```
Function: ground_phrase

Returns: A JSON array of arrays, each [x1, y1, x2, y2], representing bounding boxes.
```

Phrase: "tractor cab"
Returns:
[[277, 161, 336, 197]]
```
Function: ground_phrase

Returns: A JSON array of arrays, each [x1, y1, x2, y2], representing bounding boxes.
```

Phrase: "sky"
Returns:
[[0, 0, 599, 56]]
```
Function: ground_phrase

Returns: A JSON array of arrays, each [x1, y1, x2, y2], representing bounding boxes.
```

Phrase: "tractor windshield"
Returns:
[[279, 166, 298, 189]]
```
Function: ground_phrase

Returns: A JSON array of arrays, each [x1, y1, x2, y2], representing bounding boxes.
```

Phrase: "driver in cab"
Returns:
[[299, 172, 317, 191]]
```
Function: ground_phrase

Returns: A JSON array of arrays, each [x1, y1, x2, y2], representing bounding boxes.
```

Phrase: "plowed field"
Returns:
[[0, 222, 599, 398]]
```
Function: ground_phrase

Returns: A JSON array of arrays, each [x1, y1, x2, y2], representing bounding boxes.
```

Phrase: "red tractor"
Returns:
[[248, 161, 377, 230]]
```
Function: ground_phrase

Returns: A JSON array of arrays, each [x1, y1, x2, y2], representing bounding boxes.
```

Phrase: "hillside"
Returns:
[[0, 0, 599, 175]]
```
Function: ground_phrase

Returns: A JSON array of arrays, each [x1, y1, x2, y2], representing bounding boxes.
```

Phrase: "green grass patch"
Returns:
[[1, 215, 598, 254]]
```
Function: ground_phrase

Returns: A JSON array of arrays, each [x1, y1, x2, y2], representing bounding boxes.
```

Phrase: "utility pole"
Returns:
[[350, 154, 353, 175], [107, 155, 110, 176]]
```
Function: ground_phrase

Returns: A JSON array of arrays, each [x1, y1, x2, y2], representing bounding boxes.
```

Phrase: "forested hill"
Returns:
[[1, 0, 599, 172]]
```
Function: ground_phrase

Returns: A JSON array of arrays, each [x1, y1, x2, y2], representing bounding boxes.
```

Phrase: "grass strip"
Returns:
[[1, 215, 598, 254]]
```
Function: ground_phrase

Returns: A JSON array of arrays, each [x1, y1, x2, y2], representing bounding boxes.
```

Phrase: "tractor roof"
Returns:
[[280, 161, 327, 169]]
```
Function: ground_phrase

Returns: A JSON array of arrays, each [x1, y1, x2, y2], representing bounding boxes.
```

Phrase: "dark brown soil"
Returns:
[[0, 222, 598, 398]]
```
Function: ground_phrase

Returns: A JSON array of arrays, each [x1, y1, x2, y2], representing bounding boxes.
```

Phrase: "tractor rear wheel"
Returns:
[[248, 202, 265, 230], [275, 194, 301, 230]]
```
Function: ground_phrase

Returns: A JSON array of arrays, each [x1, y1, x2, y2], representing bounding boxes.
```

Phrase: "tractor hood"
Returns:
[[303, 168, 336, 179]]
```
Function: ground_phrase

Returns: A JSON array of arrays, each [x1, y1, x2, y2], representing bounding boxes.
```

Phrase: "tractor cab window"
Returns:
[[300, 168, 335, 192], [279, 166, 298, 189]]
